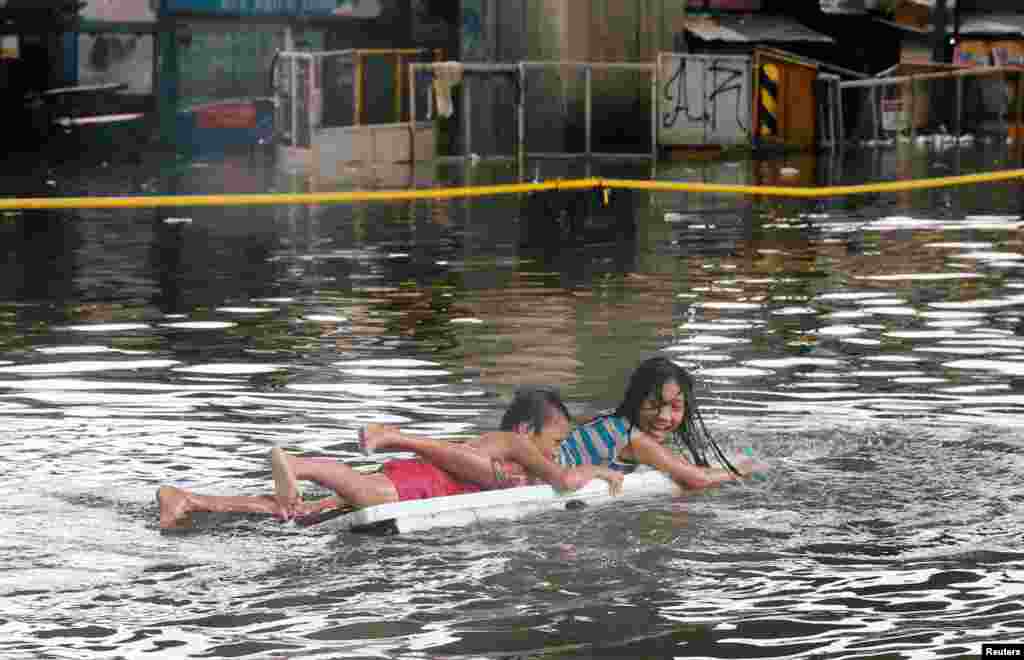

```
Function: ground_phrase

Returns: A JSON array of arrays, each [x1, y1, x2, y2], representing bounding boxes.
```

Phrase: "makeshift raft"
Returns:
[[313, 468, 682, 535]]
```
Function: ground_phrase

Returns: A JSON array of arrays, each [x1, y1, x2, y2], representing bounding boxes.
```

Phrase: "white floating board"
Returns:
[[318, 468, 683, 534]]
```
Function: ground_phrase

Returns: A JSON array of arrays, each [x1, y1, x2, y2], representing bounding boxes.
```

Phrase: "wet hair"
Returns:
[[500, 386, 571, 434], [614, 356, 740, 475]]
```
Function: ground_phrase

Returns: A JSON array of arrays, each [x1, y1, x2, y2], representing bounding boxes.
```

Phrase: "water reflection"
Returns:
[[0, 210, 83, 306], [1, 145, 1024, 658]]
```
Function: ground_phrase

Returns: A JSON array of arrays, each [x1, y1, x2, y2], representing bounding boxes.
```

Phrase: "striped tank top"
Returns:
[[557, 415, 634, 471]]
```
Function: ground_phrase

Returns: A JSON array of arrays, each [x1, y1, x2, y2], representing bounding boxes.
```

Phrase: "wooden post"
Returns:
[[290, 54, 298, 147], [585, 65, 592, 159], [463, 72, 471, 158], [395, 54, 403, 123], [703, 55, 709, 144], [932, 0, 949, 63], [909, 75, 916, 141], [955, 74, 963, 137], [1017, 71, 1023, 150], [156, 25, 180, 148], [409, 64, 417, 164], [651, 61, 658, 161], [518, 62, 526, 179], [817, 79, 827, 148], [828, 80, 835, 147], [836, 77, 845, 147], [354, 53, 363, 127], [1019, 72, 1024, 174], [872, 85, 880, 141]]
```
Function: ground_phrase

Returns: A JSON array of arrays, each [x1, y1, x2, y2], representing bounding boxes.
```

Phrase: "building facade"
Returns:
[[457, 0, 688, 157]]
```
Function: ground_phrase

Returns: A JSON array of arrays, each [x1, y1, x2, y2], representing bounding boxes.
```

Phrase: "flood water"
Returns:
[[1, 141, 1024, 659]]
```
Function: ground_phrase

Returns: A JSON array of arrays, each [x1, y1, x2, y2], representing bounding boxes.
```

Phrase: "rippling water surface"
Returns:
[[1, 145, 1023, 659]]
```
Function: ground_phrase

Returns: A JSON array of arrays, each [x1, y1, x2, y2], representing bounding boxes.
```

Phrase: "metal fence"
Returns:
[[275, 48, 435, 150], [840, 65, 1024, 145], [409, 60, 658, 164], [401, 56, 1024, 162]]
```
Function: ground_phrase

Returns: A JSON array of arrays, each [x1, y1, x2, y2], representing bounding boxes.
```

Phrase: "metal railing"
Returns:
[[840, 65, 1024, 143], [409, 60, 658, 164], [276, 48, 435, 149], [408, 61, 518, 163], [818, 74, 843, 149]]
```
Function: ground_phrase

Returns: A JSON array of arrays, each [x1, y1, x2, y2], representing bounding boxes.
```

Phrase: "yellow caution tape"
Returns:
[[0, 179, 601, 210], [0, 170, 1022, 210], [605, 169, 1024, 198]]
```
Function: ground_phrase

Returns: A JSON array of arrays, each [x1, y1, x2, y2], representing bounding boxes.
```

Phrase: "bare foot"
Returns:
[[156, 486, 193, 529], [293, 496, 348, 520], [270, 448, 301, 519], [359, 424, 401, 455]]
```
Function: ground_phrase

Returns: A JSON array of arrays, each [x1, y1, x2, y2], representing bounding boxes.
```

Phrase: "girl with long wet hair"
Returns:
[[558, 356, 748, 489], [613, 357, 740, 474]]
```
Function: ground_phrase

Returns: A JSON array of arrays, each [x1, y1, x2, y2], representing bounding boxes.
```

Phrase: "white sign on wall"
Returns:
[[79, 33, 153, 93], [331, 0, 382, 17], [1, 35, 18, 60], [658, 53, 752, 147], [81, 0, 156, 22]]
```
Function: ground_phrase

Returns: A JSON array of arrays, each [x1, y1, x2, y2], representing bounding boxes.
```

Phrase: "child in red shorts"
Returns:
[[157, 387, 622, 529], [270, 387, 623, 514]]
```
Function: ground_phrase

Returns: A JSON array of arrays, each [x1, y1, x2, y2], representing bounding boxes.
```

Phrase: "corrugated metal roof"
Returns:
[[820, 0, 960, 16], [682, 15, 835, 44], [874, 17, 934, 34], [897, 0, 958, 7], [959, 13, 1024, 37]]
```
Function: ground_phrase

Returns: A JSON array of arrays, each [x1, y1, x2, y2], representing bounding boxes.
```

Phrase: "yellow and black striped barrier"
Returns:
[[1, 170, 1023, 210], [758, 62, 780, 139]]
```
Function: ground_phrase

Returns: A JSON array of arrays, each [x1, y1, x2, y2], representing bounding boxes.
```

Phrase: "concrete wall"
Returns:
[[459, 0, 686, 156], [555, 0, 686, 62], [458, 0, 529, 156], [560, 0, 688, 151]]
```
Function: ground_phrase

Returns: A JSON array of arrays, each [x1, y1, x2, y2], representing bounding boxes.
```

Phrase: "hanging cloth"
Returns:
[[432, 61, 464, 119]]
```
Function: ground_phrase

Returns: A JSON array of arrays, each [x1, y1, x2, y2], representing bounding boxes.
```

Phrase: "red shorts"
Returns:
[[382, 459, 485, 501]]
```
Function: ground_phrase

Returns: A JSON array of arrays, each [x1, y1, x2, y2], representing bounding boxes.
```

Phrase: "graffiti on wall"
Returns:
[[659, 53, 751, 146]]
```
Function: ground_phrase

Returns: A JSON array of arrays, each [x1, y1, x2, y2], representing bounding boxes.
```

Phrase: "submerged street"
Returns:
[[1, 142, 1023, 658]]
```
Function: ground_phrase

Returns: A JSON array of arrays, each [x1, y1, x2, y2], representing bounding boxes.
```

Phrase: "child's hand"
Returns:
[[602, 470, 624, 496], [733, 449, 768, 478]]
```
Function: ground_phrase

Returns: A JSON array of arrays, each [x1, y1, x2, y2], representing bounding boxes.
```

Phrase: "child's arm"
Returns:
[[561, 464, 624, 495], [363, 426, 518, 488], [503, 438, 622, 494], [627, 434, 740, 490]]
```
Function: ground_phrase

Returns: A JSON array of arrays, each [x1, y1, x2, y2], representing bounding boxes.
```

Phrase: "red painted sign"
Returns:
[[194, 102, 257, 129]]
